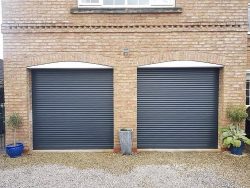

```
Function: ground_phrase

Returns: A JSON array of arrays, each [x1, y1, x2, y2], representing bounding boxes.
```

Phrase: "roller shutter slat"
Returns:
[[137, 68, 219, 149], [32, 69, 113, 150]]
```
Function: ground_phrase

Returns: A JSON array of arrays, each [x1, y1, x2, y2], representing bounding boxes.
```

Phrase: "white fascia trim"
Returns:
[[246, 70, 250, 73], [138, 61, 223, 68], [27, 62, 112, 69]]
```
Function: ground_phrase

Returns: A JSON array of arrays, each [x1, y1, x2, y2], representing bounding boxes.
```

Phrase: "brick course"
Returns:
[[2, 0, 248, 151]]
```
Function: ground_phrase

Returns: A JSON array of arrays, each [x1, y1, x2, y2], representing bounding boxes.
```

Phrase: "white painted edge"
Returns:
[[246, 70, 250, 73], [78, 0, 175, 8], [139, 61, 223, 68], [27, 61, 112, 69], [138, 149, 220, 152], [33, 149, 113, 153], [33, 149, 220, 153]]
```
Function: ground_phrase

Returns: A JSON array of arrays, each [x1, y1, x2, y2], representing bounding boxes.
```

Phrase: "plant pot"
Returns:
[[230, 142, 244, 155], [6, 143, 24, 158], [119, 128, 132, 155]]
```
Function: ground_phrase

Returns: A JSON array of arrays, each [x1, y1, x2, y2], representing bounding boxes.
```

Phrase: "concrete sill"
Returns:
[[70, 7, 182, 14]]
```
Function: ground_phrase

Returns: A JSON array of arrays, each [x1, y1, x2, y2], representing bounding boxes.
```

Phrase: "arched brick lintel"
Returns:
[[19, 52, 114, 68], [135, 51, 225, 66], [11, 51, 225, 68]]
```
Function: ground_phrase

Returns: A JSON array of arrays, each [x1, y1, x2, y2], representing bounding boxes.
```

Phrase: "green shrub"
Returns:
[[221, 105, 250, 148], [7, 113, 22, 146], [222, 105, 250, 148], [221, 125, 250, 148], [226, 105, 247, 127]]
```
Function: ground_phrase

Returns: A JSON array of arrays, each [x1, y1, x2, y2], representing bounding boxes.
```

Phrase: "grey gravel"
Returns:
[[0, 164, 243, 188], [0, 152, 249, 188]]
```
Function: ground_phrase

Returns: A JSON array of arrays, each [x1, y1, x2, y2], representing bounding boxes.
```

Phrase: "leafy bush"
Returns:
[[226, 105, 247, 127], [7, 113, 22, 146], [221, 126, 250, 147], [222, 105, 250, 148]]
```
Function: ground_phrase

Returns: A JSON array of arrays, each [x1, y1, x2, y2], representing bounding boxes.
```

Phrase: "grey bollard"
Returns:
[[119, 128, 133, 155]]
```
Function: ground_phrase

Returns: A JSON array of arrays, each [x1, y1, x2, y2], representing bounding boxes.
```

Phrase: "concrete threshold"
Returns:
[[33, 149, 113, 153], [33, 149, 220, 153], [138, 149, 220, 152]]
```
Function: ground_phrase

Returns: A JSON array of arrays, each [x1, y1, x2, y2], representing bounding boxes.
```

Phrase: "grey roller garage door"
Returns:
[[137, 68, 219, 149], [32, 69, 113, 150]]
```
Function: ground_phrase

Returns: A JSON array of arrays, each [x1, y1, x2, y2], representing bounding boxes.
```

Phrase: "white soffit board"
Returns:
[[27, 62, 112, 69], [139, 61, 223, 68]]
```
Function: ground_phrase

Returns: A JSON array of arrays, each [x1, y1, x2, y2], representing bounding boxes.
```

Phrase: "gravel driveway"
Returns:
[[0, 152, 249, 188]]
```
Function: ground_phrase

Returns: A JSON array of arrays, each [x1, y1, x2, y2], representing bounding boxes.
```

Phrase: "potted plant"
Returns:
[[5, 113, 24, 158], [221, 105, 250, 155], [119, 128, 133, 155]]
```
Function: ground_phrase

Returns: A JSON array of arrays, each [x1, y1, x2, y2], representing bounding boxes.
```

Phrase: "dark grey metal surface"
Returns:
[[0, 60, 4, 149], [32, 69, 113, 150], [0, 60, 3, 82], [137, 68, 219, 149], [0, 100, 4, 150]]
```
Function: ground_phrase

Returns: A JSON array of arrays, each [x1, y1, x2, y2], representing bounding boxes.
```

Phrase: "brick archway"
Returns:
[[135, 51, 225, 150], [5, 51, 227, 151], [18, 51, 225, 68], [23, 52, 114, 68], [18, 52, 115, 151], [135, 51, 225, 66]]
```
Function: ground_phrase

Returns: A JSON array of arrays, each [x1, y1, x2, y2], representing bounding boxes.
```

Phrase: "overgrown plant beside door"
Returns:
[[5, 113, 24, 158], [221, 105, 250, 155]]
